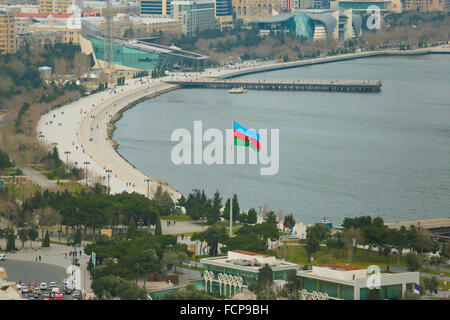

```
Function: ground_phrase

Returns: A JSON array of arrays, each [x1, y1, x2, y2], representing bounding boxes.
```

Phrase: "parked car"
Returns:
[[33, 288, 41, 295], [51, 287, 60, 294], [53, 293, 64, 300], [49, 281, 57, 288], [27, 293, 35, 300], [21, 284, 29, 293], [42, 293, 51, 300], [0, 254, 6, 261], [40, 282, 48, 290], [33, 291, 40, 299], [29, 283, 37, 292]]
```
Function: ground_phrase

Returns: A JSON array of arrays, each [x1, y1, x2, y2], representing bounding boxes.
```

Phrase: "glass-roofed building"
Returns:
[[80, 20, 209, 71]]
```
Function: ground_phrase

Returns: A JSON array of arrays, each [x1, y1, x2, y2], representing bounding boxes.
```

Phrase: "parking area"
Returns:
[[0, 259, 82, 300]]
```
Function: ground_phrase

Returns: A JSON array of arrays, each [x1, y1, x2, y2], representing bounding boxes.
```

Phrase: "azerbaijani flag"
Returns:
[[233, 121, 261, 152]]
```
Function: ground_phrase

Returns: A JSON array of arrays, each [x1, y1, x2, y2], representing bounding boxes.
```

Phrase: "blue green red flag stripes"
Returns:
[[233, 121, 261, 152]]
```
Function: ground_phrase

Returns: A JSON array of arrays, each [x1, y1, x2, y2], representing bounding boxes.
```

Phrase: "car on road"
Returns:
[[71, 290, 82, 300], [63, 286, 73, 295], [53, 293, 64, 300], [33, 291, 40, 299], [27, 293, 35, 300], [42, 293, 51, 300], [0, 253, 6, 261], [40, 282, 48, 290], [33, 288, 41, 295], [49, 281, 57, 288]]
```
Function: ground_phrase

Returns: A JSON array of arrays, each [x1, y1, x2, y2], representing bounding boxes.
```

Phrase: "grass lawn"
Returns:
[[56, 182, 90, 193], [162, 214, 192, 222], [420, 268, 450, 278], [268, 245, 406, 269]]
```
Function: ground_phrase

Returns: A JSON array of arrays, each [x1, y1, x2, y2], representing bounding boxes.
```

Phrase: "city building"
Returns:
[[27, 18, 81, 44], [170, 0, 217, 36], [39, 0, 71, 14], [0, 11, 16, 54], [283, 0, 300, 10], [215, 0, 233, 30], [82, 14, 181, 38], [232, 0, 282, 25], [330, 0, 402, 13], [17, 30, 64, 49], [257, 9, 362, 41], [200, 250, 299, 297], [140, 0, 173, 17], [401, 0, 446, 12], [297, 264, 420, 300]]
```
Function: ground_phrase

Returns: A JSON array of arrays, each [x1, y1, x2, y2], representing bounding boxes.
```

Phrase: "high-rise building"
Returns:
[[0, 11, 16, 54], [232, 0, 282, 24], [401, 0, 445, 12], [171, 0, 217, 36], [39, 0, 71, 14], [140, 0, 173, 17]]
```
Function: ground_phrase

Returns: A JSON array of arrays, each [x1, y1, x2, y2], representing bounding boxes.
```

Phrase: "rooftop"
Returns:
[[201, 250, 299, 272]]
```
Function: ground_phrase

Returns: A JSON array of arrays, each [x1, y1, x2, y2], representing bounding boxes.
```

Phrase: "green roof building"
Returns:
[[200, 250, 299, 297]]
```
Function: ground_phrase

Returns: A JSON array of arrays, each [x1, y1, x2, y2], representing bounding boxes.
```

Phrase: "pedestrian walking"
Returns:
[[39, 255, 41, 262]]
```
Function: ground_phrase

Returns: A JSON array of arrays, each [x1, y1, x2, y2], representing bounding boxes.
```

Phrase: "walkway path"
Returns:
[[37, 45, 450, 200]]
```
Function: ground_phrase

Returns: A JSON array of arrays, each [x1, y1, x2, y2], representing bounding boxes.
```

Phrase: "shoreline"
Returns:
[[39, 45, 450, 200]]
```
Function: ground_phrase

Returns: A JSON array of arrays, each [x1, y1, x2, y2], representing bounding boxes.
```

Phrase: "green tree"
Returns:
[[285, 270, 300, 299], [18, 228, 28, 248], [250, 264, 275, 299], [429, 255, 446, 270], [207, 190, 222, 224], [73, 228, 82, 245], [163, 284, 214, 300], [42, 230, 50, 247], [191, 225, 228, 257], [6, 229, 16, 252], [405, 252, 421, 271], [127, 216, 136, 240], [246, 208, 258, 225], [154, 213, 162, 236], [264, 211, 277, 224], [423, 277, 439, 295], [0, 149, 12, 169], [28, 227, 38, 248]]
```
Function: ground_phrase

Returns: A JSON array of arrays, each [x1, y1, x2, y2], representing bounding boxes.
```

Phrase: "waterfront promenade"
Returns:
[[37, 45, 450, 199]]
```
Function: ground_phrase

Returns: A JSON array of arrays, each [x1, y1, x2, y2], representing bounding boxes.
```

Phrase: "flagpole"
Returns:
[[230, 121, 233, 238]]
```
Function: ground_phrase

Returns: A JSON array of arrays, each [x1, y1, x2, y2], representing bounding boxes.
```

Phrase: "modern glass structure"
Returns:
[[89, 35, 162, 70], [258, 9, 362, 41]]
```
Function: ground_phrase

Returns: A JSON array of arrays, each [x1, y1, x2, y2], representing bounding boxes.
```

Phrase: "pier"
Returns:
[[166, 79, 382, 93]]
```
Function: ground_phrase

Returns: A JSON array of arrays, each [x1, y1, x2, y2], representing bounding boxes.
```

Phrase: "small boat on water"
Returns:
[[229, 87, 247, 94]]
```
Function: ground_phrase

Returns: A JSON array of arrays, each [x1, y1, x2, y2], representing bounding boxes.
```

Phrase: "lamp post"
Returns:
[[144, 178, 151, 198], [64, 151, 71, 172], [84, 161, 90, 186], [38, 134, 45, 142], [106, 169, 112, 194]]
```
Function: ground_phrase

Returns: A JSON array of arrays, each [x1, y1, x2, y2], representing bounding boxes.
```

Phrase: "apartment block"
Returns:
[[0, 11, 16, 54]]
